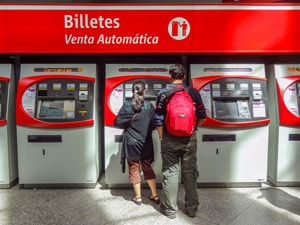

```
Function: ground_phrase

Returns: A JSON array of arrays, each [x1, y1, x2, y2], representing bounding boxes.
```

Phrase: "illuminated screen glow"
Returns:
[[214, 101, 239, 119], [37, 99, 75, 119]]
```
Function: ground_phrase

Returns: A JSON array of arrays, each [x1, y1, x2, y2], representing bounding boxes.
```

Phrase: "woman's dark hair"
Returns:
[[169, 64, 186, 80], [131, 80, 145, 112]]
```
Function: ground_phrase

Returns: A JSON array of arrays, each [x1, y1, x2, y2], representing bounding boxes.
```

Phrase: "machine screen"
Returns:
[[213, 100, 239, 119], [37, 99, 75, 119]]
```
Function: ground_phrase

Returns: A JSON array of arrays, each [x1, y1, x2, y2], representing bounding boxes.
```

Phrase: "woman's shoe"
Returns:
[[149, 195, 160, 204], [132, 196, 142, 205]]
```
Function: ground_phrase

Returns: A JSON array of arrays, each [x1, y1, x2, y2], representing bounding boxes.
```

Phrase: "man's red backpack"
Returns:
[[165, 85, 196, 136]]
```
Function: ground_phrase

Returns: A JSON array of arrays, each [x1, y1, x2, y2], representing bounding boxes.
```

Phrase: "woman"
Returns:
[[114, 80, 160, 206]]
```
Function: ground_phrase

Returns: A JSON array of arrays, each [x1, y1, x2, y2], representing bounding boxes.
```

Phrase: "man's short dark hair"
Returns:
[[169, 64, 185, 80]]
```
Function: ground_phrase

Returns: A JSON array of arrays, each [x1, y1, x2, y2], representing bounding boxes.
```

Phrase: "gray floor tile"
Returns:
[[0, 182, 299, 225]]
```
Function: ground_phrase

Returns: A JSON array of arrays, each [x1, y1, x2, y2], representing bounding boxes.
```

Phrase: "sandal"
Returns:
[[132, 196, 142, 205], [149, 195, 160, 204]]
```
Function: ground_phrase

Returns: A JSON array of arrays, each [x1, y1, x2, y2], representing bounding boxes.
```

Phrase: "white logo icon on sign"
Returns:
[[168, 17, 190, 40]]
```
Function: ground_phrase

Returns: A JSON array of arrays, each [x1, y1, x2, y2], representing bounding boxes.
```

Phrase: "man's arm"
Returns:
[[189, 87, 206, 126], [156, 125, 163, 140], [154, 89, 170, 140], [197, 118, 206, 127]]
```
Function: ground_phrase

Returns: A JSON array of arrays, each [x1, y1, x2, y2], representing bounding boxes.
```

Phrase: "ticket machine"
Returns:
[[104, 64, 171, 187], [0, 64, 18, 188], [267, 64, 300, 186], [16, 64, 100, 188], [191, 64, 270, 187]]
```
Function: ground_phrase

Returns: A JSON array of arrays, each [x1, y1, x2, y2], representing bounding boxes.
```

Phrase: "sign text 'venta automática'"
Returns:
[[64, 14, 159, 45]]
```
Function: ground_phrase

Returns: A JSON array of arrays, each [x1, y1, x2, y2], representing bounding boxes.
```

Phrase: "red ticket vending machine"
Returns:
[[16, 64, 100, 188], [267, 64, 300, 186], [104, 64, 171, 187], [0, 64, 18, 188], [191, 64, 270, 187]]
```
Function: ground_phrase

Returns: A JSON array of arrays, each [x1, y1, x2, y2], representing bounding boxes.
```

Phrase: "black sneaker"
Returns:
[[185, 207, 197, 218], [186, 211, 196, 218]]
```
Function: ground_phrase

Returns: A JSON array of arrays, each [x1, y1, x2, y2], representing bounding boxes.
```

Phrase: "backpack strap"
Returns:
[[184, 86, 191, 94]]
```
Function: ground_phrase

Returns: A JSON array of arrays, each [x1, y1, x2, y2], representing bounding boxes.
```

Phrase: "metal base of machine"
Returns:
[[0, 178, 18, 189], [197, 182, 263, 188], [267, 177, 300, 187], [105, 183, 163, 189], [19, 183, 97, 189]]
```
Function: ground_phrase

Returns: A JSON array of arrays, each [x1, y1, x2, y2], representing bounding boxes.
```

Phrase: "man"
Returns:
[[154, 63, 206, 219]]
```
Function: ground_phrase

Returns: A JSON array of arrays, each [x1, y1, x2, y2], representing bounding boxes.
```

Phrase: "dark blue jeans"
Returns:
[[160, 130, 199, 216]]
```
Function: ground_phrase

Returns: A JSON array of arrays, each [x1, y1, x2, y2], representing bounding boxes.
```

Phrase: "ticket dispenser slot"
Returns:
[[202, 134, 236, 157], [202, 134, 236, 142], [28, 135, 62, 143], [28, 134, 61, 158]]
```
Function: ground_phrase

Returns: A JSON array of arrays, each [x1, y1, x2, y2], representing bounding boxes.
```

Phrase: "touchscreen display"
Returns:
[[213, 101, 239, 119], [37, 99, 75, 119]]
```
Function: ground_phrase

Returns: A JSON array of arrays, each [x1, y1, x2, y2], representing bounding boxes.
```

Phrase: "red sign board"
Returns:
[[1, 4, 300, 53]]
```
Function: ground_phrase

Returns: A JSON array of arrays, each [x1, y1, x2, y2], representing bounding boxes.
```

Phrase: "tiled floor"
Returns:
[[0, 177, 300, 225]]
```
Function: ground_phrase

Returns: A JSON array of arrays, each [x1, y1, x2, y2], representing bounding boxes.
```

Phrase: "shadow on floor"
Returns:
[[258, 187, 300, 216]]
